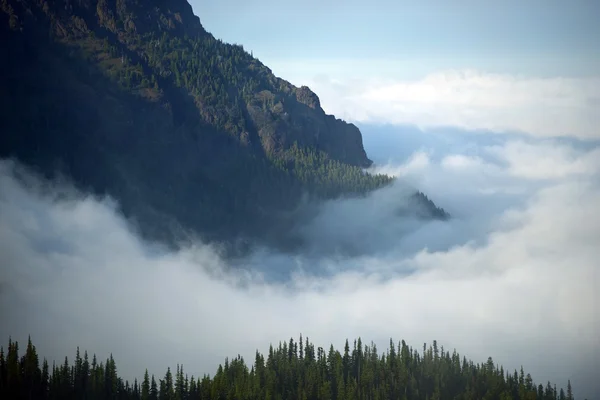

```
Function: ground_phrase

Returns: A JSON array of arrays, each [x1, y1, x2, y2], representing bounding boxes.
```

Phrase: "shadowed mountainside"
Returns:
[[0, 0, 447, 253]]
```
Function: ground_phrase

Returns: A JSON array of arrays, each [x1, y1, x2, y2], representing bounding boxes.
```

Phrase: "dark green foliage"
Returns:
[[0, 336, 582, 400], [272, 143, 394, 199], [410, 192, 450, 220]]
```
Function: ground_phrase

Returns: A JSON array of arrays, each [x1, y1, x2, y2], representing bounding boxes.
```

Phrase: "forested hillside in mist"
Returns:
[[0, 336, 581, 400], [0, 0, 447, 252]]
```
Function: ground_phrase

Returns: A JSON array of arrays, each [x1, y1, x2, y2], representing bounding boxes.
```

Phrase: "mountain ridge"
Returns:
[[0, 0, 448, 253]]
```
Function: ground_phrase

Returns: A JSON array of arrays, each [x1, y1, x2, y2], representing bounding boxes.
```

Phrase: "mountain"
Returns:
[[0, 0, 448, 252], [1, 335, 580, 400]]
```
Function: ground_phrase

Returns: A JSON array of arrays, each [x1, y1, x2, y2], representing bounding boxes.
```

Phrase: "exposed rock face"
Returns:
[[296, 86, 321, 109], [247, 85, 372, 167]]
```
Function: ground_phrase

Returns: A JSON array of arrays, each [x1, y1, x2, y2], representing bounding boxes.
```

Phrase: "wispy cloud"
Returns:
[[302, 69, 600, 139]]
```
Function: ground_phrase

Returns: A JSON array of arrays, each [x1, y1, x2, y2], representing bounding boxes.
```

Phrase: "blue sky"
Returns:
[[191, 0, 600, 80]]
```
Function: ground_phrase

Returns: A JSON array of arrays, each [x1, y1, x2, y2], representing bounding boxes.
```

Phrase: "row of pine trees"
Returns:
[[0, 335, 581, 400]]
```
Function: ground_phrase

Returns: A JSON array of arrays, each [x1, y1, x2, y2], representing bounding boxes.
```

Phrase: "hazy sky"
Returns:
[[191, 0, 600, 80]]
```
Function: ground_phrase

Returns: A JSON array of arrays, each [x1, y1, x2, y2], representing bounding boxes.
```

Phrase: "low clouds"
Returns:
[[1, 129, 599, 399], [302, 69, 600, 140], [486, 140, 600, 180]]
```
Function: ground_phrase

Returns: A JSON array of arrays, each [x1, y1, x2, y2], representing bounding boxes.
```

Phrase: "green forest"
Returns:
[[1, 335, 581, 400]]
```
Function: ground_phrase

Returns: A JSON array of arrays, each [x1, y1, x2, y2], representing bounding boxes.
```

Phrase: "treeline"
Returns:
[[273, 143, 394, 199], [0, 335, 581, 400]]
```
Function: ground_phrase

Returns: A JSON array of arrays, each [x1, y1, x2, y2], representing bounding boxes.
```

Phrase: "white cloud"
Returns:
[[441, 154, 486, 170], [486, 139, 600, 180], [373, 150, 432, 178], [1, 131, 599, 399], [304, 69, 600, 139]]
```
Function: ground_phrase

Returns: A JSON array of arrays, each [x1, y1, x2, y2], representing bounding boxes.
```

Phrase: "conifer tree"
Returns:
[[142, 369, 150, 400], [0, 335, 579, 400], [150, 375, 158, 400]]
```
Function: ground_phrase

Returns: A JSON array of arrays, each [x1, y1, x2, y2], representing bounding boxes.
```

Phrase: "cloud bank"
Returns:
[[302, 69, 600, 140], [1, 129, 599, 398]]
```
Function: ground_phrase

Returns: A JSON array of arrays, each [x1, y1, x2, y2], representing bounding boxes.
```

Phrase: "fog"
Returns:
[[1, 125, 599, 398]]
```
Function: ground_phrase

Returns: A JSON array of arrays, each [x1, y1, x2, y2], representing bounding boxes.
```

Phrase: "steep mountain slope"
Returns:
[[0, 0, 447, 251]]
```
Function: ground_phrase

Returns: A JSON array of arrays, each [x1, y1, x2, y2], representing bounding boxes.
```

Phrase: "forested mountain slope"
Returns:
[[0, 335, 581, 400], [0, 0, 447, 250]]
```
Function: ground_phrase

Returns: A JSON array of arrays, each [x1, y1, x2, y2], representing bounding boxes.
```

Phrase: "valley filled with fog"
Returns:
[[2, 0, 599, 397], [1, 117, 598, 397]]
